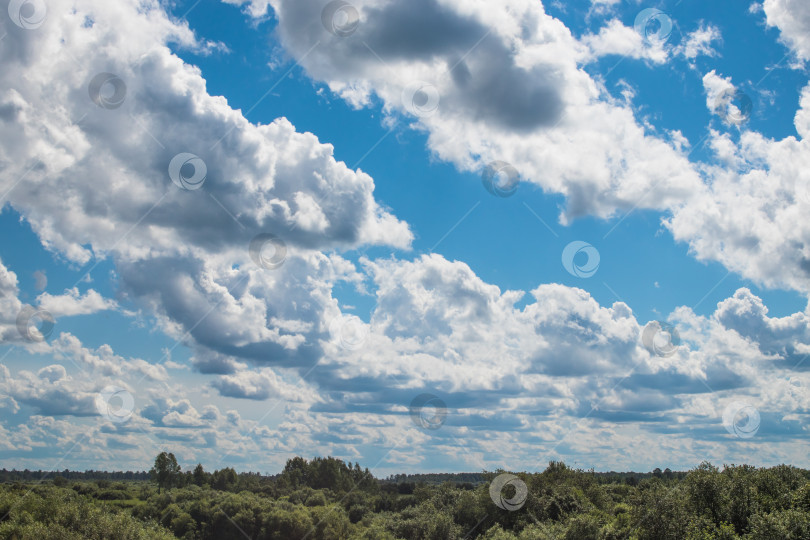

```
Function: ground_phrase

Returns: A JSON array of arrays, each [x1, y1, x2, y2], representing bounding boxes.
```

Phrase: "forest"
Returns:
[[1, 455, 810, 539]]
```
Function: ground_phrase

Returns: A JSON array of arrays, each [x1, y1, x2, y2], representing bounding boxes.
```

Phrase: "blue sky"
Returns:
[[1, 0, 810, 475]]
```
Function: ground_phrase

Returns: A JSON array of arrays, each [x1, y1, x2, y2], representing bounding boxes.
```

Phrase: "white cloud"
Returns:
[[3, 251, 810, 471], [211, 367, 318, 401], [763, 0, 810, 61], [674, 24, 722, 61], [51, 333, 169, 381], [36, 287, 117, 317], [582, 19, 668, 63], [222, 0, 273, 18], [0, 258, 25, 343], [250, 0, 810, 299], [256, 0, 703, 223], [0, 0, 411, 384], [0, 0, 411, 263], [666, 80, 810, 293], [0, 366, 98, 417]]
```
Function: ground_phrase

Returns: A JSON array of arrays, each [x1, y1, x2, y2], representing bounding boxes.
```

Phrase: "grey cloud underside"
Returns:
[[276, 0, 564, 131], [0, 7, 411, 263], [117, 258, 324, 370]]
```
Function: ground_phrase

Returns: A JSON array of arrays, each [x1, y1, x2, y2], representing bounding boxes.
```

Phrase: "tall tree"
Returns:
[[150, 452, 181, 494], [192, 463, 207, 486]]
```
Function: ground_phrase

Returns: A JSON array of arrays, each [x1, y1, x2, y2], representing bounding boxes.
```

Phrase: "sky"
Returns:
[[1, 0, 810, 476]]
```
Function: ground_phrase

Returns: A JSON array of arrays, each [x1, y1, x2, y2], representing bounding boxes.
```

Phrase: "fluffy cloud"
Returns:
[[260, 0, 703, 223], [36, 288, 117, 317], [582, 19, 668, 63], [211, 367, 318, 401], [3, 251, 810, 471], [0, 0, 412, 380], [246, 0, 810, 299], [674, 24, 722, 61], [0, 258, 25, 343], [763, 0, 810, 61], [0, 0, 411, 259], [666, 79, 810, 293], [0, 364, 98, 417]]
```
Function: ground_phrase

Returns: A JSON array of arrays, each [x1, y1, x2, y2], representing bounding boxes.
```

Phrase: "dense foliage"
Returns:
[[1, 458, 809, 539]]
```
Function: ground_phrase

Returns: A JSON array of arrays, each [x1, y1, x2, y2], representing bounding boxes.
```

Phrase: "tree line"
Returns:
[[1, 455, 809, 539]]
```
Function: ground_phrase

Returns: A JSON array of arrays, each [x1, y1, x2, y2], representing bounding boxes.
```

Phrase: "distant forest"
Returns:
[[1, 455, 808, 539], [0, 466, 687, 485]]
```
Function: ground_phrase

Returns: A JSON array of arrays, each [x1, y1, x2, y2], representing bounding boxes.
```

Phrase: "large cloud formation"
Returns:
[[0, 0, 412, 372], [1, 0, 810, 474], [250, 0, 703, 223]]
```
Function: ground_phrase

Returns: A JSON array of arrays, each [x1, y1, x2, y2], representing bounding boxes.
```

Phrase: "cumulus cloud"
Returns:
[[240, 0, 810, 300], [211, 367, 319, 401], [0, 366, 98, 417], [51, 333, 169, 381], [665, 80, 810, 293], [763, 0, 810, 61], [283, 254, 810, 470], [257, 0, 703, 223], [3, 251, 810, 471], [36, 288, 117, 317], [0, 0, 412, 381], [0, 0, 411, 262], [582, 19, 668, 63], [0, 258, 25, 343]]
